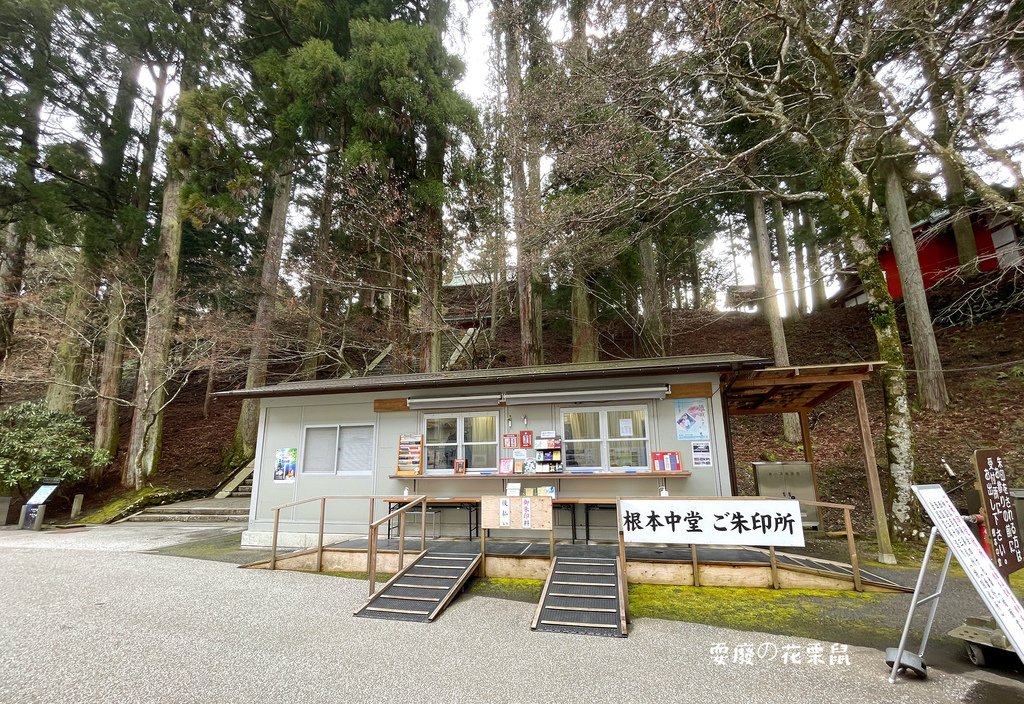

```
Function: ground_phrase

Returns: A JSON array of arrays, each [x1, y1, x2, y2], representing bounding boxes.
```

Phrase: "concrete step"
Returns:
[[144, 506, 249, 516], [126, 513, 248, 523], [229, 491, 252, 498]]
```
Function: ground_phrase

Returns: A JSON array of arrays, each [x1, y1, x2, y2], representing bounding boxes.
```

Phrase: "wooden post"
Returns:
[[768, 546, 781, 589], [270, 508, 279, 570], [616, 498, 630, 623], [420, 499, 427, 553], [549, 527, 555, 562], [844, 507, 863, 592], [368, 525, 377, 597], [316, 497, 326, 573], [852, 379, 897, 564], [480, 524, 487, 578], [799, 411, 822, 532], [690, 543, 701, 587], [398, 512, 406, 571]]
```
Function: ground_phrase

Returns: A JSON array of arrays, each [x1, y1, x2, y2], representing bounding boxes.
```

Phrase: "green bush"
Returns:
[[0, 402, 110, 494]]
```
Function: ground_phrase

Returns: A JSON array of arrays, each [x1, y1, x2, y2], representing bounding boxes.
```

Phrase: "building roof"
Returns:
[[726, 362, 884, 415], [214, 353, 771, 400]]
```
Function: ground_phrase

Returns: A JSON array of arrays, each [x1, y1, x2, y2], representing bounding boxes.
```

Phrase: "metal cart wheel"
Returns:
[[965, 643, 987, 668]]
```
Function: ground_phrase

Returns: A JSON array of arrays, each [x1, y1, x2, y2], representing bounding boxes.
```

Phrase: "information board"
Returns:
[[619, 498, 804, 547], [912, 484, 1024, 658], [481, 495, 552, 530], [972, 449, 1024, 577], [25, 484, 58, 505]]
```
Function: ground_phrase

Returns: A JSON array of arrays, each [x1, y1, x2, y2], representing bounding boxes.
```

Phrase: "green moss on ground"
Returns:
[[78, 487, 166, 524], [628, 584, 901, 647], [466, 577, 544, 603], [320, 570, 395, 581]]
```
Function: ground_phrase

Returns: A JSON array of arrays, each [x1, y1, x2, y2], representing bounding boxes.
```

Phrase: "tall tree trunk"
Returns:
[[301, 148, 339, 381], [122, 54, 199, 489], [570, 269, 598, 362], [805, 212, 828, 311], [388, 250, 412, 374], [95, 66, 167, 460], [751, 194, 801, 443], [502, 0, 542, 365], [638, 236, 665, 357], [885, 167, 949, 412], [94, 278, 127, 472], [122, 173, 186, 490], [920, 51, 977, 268], [229, 160, 293, 466], [772, 198, 799, 319], [0, 26, 48, 396], [98, 55, 142, 212], [746, 207, 764, 316], [822, 163, 913, 549], [793, 209, 807, 317], [44, 250, 94, 412], [688, 245, 702, 309], [133, 65, 168, 218]]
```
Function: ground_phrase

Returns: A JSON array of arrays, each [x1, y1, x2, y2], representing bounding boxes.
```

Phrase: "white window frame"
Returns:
[[299, 423, 375, 476], [423, 411, 499, 475], [560, 405, 651, 472]]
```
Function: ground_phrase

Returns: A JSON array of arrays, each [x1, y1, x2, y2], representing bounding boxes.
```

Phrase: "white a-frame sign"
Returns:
[[889, 484, 1024, 681]]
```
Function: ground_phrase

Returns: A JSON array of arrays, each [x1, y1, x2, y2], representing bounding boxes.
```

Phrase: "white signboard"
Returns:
[[619, 498, 805, 547], [521, 497, 532, 528], [912, 484, 1024, 658], [499, 497, 511, 527]]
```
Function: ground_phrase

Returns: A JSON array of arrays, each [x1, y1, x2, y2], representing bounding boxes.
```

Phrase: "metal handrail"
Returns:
[[267, 494, 428, 585]]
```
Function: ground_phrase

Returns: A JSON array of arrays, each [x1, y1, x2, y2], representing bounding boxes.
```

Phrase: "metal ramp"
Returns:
[[532, 556, 627, 638], [353, 551, 481, 623]]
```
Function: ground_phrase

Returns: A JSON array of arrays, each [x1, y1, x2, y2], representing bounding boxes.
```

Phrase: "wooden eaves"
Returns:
[[723, 361, 897, 565]]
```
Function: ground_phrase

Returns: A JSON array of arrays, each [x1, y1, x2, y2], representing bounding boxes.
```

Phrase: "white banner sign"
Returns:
[[912, 484, 1024, 658], [521, 497, 532, 528], [499, 497, 511, 527], [619, 498, 805, 547]]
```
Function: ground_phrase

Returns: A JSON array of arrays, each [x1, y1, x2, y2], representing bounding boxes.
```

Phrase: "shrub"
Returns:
[[0, 402, 110, 494]]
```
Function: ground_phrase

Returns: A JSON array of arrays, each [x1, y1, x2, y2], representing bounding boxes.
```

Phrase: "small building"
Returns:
[[833, 210, 1022, 307], [220, 354, 769, 547]]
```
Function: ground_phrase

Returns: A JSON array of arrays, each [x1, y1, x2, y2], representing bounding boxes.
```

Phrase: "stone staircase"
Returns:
[[125, 498, 250, 524], [228, 475, 252, 499]]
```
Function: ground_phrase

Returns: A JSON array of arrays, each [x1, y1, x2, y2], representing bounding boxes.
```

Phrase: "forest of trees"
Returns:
[[1, 1, 1022, 537]]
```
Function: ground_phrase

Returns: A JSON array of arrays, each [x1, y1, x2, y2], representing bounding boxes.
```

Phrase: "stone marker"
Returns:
[[71, 494, 84, 519]]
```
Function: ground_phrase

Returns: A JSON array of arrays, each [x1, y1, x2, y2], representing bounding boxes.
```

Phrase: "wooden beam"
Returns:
[[852, 379, 896, 564], [801, 381, 853, 408], [728, 405, 812, 416], [731, 373, 869, 389], [666, 382, 713, 399], [374, 398, 409, 412]]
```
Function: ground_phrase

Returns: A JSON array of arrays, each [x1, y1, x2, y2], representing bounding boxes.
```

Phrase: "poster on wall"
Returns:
[[274, 448, 297, 482], [691, 441, 713, 467], [675, 398, 710, 441], [502, 433, 519, 449], [651, 451, 682, 472]]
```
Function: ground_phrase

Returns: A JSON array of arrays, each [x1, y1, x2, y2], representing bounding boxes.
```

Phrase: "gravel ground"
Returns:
[[1, 525, 1023, 703]]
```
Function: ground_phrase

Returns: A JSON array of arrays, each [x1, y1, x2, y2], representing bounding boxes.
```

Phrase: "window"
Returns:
[[301, 424, 374, 475], [424, 412, 498, 473], [562, 406, 649, 472]]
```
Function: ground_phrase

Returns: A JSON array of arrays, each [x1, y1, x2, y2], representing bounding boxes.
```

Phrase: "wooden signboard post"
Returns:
[[972, 449, 1024, 578], [480, 495, 554, 575]]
